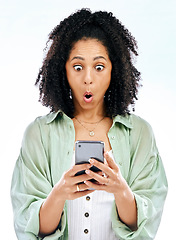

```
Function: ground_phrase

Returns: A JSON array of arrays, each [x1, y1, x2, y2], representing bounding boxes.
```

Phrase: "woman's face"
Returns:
[[65, 39, 112, 113]]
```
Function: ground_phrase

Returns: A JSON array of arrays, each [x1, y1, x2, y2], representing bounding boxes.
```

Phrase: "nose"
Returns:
[[84, 68, 93, 85]]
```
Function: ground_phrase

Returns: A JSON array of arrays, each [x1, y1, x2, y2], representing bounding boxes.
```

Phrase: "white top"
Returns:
[[67, 150, 119, 240]]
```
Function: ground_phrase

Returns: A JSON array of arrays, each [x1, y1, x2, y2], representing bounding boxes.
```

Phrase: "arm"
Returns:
[[39, 164, 94, 236], [114, 187, 137, 231], [11, 121, 53, 240], [85, 154, 137, 231], [105, 153, 137, 230], [85, 151, 167, 239], [110, 157, 138, 231], [11, 119, 93, 239], [84, 117, 168, 239]]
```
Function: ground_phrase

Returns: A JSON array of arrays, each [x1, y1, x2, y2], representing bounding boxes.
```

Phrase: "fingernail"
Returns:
[[85, 170, 90, 174], [105, 152, 109, 157], [89, 159, 94, 164]]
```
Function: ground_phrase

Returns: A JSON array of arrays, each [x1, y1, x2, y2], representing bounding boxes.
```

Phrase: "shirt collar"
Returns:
[[46, 111, 133, 129], [46, 110, 64, 124], [112, 114, 133, 129]]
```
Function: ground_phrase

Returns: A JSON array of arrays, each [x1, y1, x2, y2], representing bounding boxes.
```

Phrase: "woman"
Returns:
[[11, 9, 168, 240]]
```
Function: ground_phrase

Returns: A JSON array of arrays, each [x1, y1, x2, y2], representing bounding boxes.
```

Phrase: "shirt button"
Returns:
[[86, 196, 90, 201], [119, 162, 123, 166], [84, 212, 89, 217], [84, 229, 89, 234], [111, 136, 115, 140]]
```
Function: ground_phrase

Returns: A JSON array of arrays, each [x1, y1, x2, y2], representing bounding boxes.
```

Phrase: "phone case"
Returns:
[[75, 140, 104, 176]]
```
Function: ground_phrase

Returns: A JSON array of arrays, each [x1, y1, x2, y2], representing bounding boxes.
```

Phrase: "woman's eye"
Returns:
[[73, 65, 83, 71], [95, 65, 104, 71]]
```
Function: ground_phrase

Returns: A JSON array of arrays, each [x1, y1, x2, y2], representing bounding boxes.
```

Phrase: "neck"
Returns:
[[74, 107, 106, 122]]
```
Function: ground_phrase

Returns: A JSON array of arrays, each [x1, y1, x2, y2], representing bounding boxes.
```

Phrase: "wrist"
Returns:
[[51, 185, 66, 204], [114, 183, 134, 202]]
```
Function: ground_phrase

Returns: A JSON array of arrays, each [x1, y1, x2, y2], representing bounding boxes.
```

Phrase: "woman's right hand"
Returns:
[[39, 163, 94, 236], [53, 163, 95, 201]]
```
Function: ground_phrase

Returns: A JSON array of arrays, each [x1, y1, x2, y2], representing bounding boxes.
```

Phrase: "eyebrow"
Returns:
[[71, 56, 107, 62], [94, 56, 107, 61]]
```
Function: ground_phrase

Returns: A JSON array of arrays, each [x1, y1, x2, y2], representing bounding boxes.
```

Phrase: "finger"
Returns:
[[84, 180, 106, 191], [104, 152, 119, 171], [73, 189, 95, 199], [76, 182, 94, 192], [89, 159, 113, 176], [85, 169, 109, 185], [97, 171, 104, 176], [73, 173, 95, 184], [67, 163, 91, 177]]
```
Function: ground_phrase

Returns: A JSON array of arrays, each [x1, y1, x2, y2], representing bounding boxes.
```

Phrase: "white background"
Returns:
[[1, 0, 175, 239]]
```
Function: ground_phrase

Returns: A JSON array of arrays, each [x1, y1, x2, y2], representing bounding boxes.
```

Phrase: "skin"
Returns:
[[85, 154, 137, 231], [65, 38, 112, 117], [39, 39, 137, 236]]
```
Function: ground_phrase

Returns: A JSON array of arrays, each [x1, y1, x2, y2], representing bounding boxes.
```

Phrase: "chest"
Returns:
[[48, 118, 131, 185], [73, 118, 113, 152]]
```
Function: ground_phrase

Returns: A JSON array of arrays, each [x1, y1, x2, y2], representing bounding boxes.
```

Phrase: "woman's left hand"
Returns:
[[84, 152, 128, 195], [85, 152, 138, 230]]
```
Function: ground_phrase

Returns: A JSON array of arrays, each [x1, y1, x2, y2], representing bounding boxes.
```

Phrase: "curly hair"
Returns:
[[35, 8, 141, 118]]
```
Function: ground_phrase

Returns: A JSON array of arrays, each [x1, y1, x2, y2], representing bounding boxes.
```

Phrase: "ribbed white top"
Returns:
[[67, 151, 119, 240]]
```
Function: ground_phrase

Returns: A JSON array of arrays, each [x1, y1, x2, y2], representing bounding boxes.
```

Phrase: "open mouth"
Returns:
[[83, 92, 93, 103], [85, 94, 92, 99]]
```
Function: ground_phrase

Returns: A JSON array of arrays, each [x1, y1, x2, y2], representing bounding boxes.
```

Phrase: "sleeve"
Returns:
[[10, 119, 67, 240], [111, 117, 168, 240]]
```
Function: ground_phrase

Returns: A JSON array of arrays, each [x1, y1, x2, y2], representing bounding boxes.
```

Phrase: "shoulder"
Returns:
[[114, 113, 154, 136], [23, 115, 47, 136], [128, 114, 157, 152], [22, 111, 67, 142], [129, 114, 154, 136], [22, 112, 56, 141], [113, 113, 156, 147]]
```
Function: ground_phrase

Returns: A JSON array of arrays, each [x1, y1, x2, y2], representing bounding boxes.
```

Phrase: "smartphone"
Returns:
[[75, 140, 104, 177]]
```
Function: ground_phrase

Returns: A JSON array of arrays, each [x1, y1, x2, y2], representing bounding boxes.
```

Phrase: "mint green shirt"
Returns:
[[11, 111, 168, 240]]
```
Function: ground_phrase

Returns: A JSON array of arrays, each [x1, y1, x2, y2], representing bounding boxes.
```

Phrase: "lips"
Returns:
[[83, 91, 93, 103]]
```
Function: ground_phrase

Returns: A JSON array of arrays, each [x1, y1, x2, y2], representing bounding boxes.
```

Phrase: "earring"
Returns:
[[69, 89, 72, 99]]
